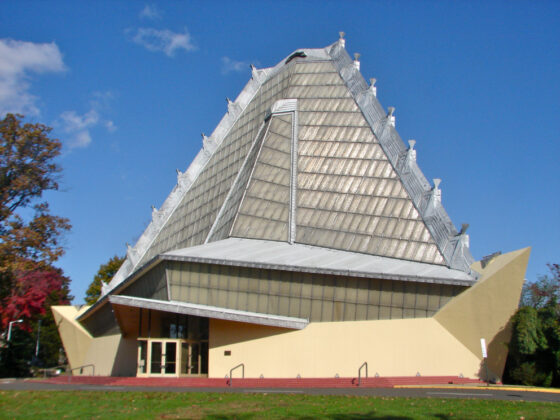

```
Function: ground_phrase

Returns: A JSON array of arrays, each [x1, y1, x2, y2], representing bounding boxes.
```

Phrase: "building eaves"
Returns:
[[109, 295, 308, 330], [105, 35, 476, 298], [163, 238, 476, 286]]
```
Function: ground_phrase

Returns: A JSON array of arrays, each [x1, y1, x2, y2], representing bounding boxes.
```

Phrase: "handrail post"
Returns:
[[67, 363, 95, 382], [358, 362, 368, 387], [228, 363, 245, 387]]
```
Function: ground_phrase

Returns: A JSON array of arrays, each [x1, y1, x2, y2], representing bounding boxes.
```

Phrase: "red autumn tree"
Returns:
[[2, 264, 71, 331], [0, 113, 70, 309], [0, 114, 71, 375]]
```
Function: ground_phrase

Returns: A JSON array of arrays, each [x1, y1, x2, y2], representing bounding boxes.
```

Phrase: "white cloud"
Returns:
[[0, 38, 65, 116], [221, 57, 250, 75], [58, 91, 116, 150], [130, 27, 196, 57], [105, 120, 117, 132], [73, 130, 93, 149], [139, 4, 162, 20], [59, 109, 98, 148]]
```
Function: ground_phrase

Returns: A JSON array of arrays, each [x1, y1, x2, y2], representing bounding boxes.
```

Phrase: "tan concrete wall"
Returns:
[[82, 334, 137, 376], [209, 317, 481, 379], [53, 305, 136, 376], [52, 306, 93, 370], [435, 248, 530, 380]]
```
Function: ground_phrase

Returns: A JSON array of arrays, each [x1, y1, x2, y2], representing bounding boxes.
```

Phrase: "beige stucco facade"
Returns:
[[209, 317, 481, 379], [51, 306, 92, 371], [52, 305, 136, 376], [207, 249, 528, 380], [435, 247, 531, 379], [54, 248, 529, 380]]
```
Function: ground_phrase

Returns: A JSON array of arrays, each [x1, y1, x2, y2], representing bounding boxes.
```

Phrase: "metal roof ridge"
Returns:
[[327, 38, 475, 274]]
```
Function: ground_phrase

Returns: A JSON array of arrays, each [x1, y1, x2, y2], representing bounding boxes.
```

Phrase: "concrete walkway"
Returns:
[[1, 377, 559, 403]]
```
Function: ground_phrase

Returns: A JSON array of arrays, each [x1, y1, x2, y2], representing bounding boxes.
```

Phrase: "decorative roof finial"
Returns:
[[338, 31, 346, 48], [353, 53, 361, 70], [126, 243, 138, 265], [459, 223, 469, 235], [369, 78, 377, 97], [226, 97, 236, 114], [407, 139, 417, 163], [387, 107, 396, 127]]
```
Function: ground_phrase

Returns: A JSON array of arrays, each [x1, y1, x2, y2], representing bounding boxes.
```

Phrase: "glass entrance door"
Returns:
[[137, 338, 208, 377], [180, 341, 208, 375], [137, 339, 179, 377]]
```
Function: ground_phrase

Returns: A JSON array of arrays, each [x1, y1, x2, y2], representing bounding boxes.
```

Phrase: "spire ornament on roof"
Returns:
[[387, 107, 396, 127], [423, 178, 442, 219], [353, 53, 361, 70], [338, 31, 346, 48], [369, 78, 377, 97], [250, 64, 266, 83], [432, 178, 442, 201], [202, 132, 217, 154], [449, 224, 471, 270], [126, 243, 139, 266], [407, 139, 417, 163], [226, 97, 240, 116], [176, 168, 194, 189]]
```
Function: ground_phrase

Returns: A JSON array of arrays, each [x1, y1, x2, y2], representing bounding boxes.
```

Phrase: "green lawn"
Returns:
[[0, 390, 558, 419]]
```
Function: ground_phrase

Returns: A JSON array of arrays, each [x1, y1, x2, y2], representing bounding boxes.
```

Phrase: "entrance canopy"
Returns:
[[109, 295, 309, 330]]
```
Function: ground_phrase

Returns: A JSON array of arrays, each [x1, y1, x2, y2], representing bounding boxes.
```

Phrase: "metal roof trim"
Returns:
[[106, 64, 279, 294], [109, 295, 309, 330], [77, 255, 164, 322], [327, 40, 475, 274], [106, 37, 476, 297], [163, 238, 476, 286], [107, 47, 335, 294]]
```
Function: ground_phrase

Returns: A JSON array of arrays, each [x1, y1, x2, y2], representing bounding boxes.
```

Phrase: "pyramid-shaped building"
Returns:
[[54, 35, 529, 381]]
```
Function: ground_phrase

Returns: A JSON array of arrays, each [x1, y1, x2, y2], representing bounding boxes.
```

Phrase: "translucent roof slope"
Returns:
[[106, 36, 474, 295]]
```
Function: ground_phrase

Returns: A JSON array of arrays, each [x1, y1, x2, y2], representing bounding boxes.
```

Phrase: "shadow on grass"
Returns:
[[203, 414, 413, 420]]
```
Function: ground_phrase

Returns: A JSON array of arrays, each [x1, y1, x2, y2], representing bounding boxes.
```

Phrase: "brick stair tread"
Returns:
[[36, 375, 483, 388]]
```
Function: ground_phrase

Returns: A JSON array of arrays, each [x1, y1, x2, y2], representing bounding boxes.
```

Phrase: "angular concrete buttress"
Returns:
[[434, 247, 531, 380], [51, 306, 93, 370]]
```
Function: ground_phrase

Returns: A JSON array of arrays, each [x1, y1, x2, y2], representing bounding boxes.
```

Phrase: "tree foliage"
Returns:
[[84, 255, 125, 305], [0, 114, 71, 376], [520, 263, 560, 309], [504, 264, 560, 387], [0, 114, 70, 275]]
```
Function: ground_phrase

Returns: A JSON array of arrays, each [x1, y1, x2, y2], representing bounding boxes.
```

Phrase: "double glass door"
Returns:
[[137, 339, 207, 377]]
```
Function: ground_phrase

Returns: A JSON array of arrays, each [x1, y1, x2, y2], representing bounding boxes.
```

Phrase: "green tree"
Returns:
[[504, 264, 560, 387], [0, 113, 72, 376], [84, 255, 125, 305], [520, 264, 560, 308]]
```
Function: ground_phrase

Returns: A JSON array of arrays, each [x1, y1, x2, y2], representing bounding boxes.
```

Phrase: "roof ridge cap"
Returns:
[[327, 40, 474, 274]]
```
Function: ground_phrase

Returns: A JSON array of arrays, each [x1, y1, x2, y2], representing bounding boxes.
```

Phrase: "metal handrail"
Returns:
[[358, 361, 368, 386], [67, 364, 95, 382], [228, 363, 244, 387], [42, 364, 68, 378]]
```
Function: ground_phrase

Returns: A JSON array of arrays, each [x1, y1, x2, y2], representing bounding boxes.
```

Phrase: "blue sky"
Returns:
[[1, 1, 558, 303]]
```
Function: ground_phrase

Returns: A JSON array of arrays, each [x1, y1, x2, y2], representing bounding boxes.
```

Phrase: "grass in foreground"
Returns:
[[0, 390, 558, 419]]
